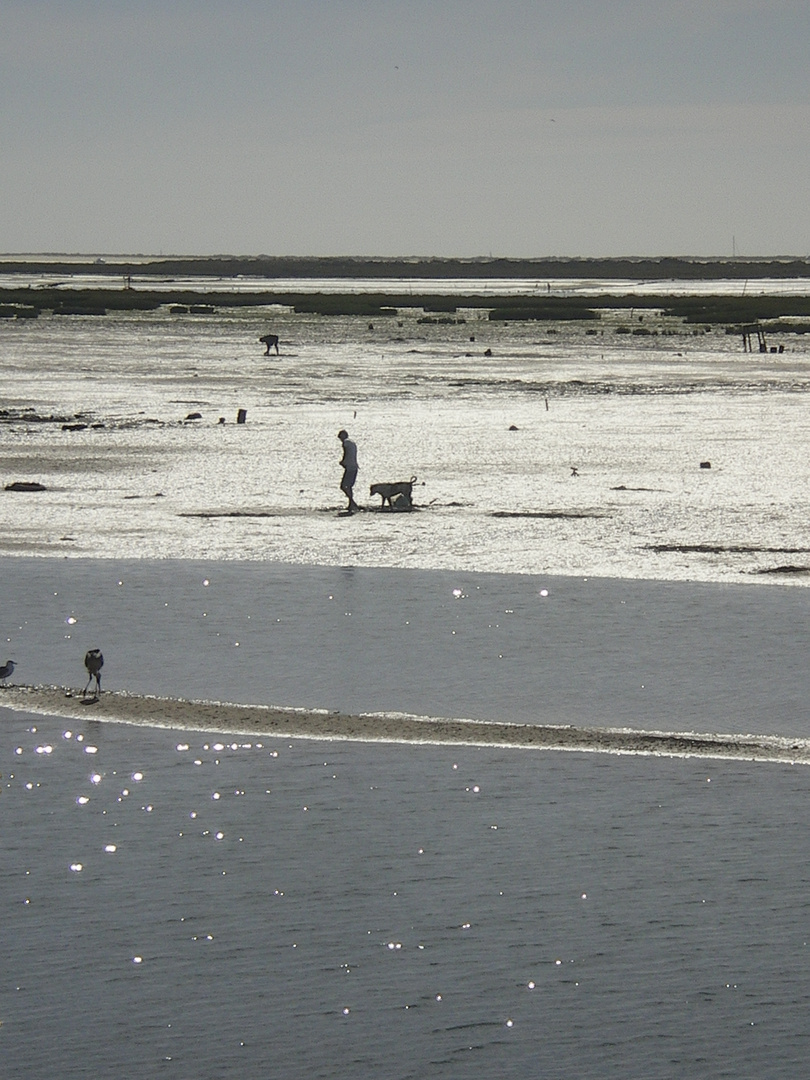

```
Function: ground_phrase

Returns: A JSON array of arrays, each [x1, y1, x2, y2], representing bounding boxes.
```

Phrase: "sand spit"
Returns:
[[2, 685, 809, 764]]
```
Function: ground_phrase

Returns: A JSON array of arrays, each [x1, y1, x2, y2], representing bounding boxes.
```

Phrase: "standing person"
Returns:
[[337, 429, 359, 513]]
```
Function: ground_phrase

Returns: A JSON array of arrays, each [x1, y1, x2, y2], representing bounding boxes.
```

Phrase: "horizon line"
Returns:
[[3, 252, 810, 263]]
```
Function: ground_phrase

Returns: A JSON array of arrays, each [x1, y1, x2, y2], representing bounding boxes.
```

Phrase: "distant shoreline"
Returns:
[[4, 254, 810, 281]]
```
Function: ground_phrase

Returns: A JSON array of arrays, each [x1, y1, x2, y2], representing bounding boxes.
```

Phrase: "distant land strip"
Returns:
[[5, 287, 810, 326], [4, 255, 810, 280], [2, 686, 809, 764]]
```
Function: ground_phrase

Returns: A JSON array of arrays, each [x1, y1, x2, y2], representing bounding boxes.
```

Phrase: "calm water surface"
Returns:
[[5, 714, 810, 1079]]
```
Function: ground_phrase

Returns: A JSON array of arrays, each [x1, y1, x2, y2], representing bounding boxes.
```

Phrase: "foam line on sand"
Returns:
[[2, 685, 809, 764]]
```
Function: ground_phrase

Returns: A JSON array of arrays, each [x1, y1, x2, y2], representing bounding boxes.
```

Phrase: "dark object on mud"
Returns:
[[509, 424, 519, 431], [742, 323, 768, 352], [0, 304, 38, 319], [753, 565, 810, 575], [83, 648, 104, 699], [185, 412, 202, 421], [5, 481, 46, 492], [169, 305, 189, 314], [0, 659, 16, 685], [645, 543, 810, 555], [189, 305, 215, 315], [484, 348, 492, 356], [259, 333, 279, 355], [62, 422, 88, 432], [237, 408, 247, 424], [491, 509, 606, 520], [700, 461, 711, 469]]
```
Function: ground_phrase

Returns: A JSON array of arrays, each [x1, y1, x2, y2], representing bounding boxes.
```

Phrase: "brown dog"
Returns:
[[370, 476, 417, 509]]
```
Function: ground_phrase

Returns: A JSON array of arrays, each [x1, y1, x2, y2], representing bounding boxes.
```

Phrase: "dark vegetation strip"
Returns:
[[5, 256, 810, 280], [4, 287, 810, 327], [489, 304, 599, 321]]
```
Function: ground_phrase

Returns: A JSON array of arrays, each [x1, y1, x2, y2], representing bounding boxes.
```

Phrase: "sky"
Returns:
[[2, 0, 809, 258]]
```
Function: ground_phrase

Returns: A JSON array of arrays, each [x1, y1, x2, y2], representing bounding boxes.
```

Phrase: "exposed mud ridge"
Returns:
[[0, 408, 88, 426], [180, 509, 314, 519], [3, 685, 810, 764], [0, 407, 200, 431], [645, 544, 810, 555], [751, 565, 810, 575], [180, 505, 424, 520], [447, 378, 810, 397], [491, 510, 608, 520]]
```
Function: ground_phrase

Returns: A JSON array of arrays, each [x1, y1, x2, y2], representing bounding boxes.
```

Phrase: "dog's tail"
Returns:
[[410, 475, 417, 484]]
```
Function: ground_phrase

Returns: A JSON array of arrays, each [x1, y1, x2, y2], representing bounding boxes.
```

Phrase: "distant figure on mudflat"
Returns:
[[0, 659, 15, 686], [259, 333, 280, 355], [337, 429, 359, 514], [84, 649, 104, 699]]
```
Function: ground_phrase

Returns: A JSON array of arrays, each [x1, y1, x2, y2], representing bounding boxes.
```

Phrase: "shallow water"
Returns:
[[2, 558, 810, 738], [5, 714, 810, 1080]]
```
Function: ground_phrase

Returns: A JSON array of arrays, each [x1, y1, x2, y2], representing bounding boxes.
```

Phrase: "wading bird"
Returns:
[[84, 649, 104, 698], [0, 659, 15, 685]]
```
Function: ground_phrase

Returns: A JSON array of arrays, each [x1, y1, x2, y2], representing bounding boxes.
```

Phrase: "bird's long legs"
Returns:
[[83, 674, 101, 699]]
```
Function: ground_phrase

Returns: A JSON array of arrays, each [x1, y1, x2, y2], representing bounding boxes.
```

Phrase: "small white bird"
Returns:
[[83, 650, 104, 698], [0, 659, 15, 685]]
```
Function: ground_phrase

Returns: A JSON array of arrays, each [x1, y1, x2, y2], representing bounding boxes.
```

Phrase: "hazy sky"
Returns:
[[2, 0, 809, 257]]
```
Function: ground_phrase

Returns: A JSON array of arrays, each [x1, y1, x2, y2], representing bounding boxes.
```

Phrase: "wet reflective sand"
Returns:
[[1, 303, 809, 581]]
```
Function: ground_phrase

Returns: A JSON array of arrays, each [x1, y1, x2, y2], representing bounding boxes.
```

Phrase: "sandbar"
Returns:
[[3, 684, 809, 764]]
